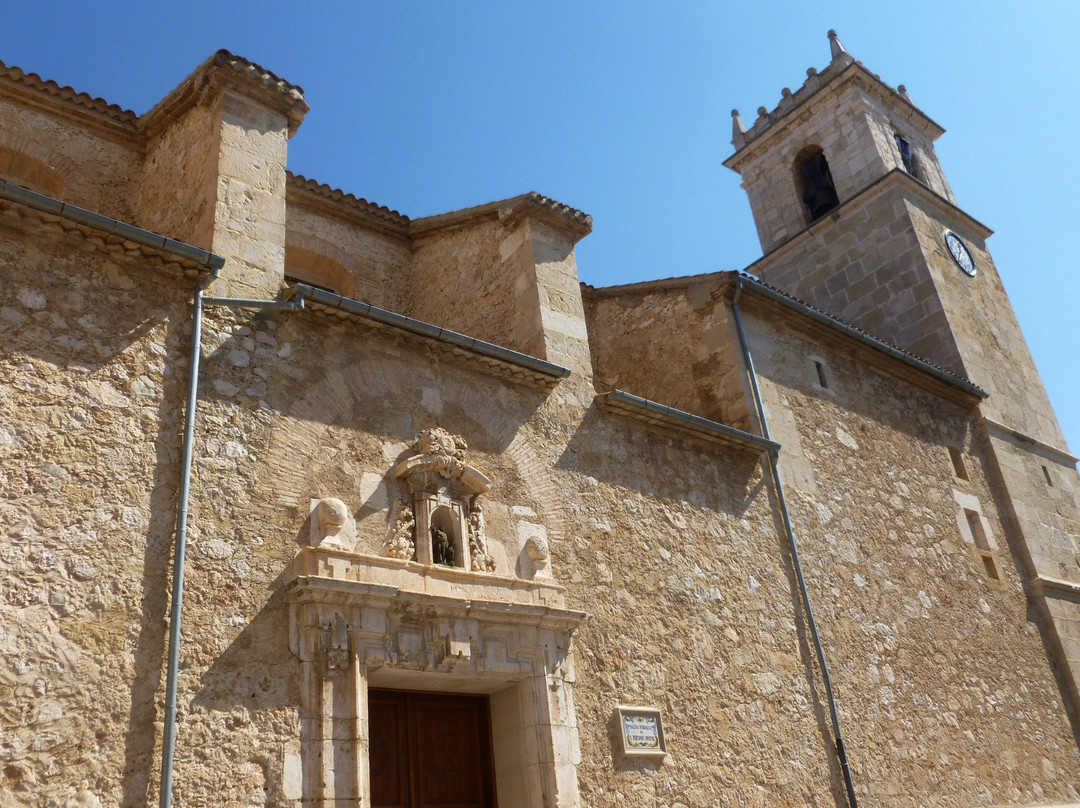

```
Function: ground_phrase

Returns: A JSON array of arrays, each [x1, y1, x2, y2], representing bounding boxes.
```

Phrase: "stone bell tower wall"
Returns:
[[751, 179, 966, 377], [727, 62, 952, 256]]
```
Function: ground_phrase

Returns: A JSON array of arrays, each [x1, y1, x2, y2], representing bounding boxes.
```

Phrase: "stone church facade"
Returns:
[[1, 32, 1079, 808]]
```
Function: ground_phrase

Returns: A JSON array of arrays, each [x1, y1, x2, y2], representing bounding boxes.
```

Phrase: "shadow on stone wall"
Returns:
[[121, 308, 192, 808], [556, 406, 765, 515]]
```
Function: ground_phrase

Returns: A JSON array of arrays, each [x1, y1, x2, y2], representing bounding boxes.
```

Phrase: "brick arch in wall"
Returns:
[[285, 230, 392, 300], [0, 143, 67, 197], [284, 243, 356, 299], [259, 351, 566, 552]]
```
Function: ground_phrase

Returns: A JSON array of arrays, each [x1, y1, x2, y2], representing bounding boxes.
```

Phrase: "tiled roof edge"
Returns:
[[139, 49, 308, 136], [286, 172, 410, 230], [0, 58, 138, 129], [724, 271, 988, 399]]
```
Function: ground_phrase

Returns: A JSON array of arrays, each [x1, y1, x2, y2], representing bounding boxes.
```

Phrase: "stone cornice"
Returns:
[[977, 416, 1078, 465], [595, 389, 777, 454], [286, 172, 411, 237], [139, 49, 309, 138], [0, 57, 140, 145], [0, 51, 309, 147], [285, 283, 571, 391], [410, 192, 592, 243], [747, 169, 993, 276]]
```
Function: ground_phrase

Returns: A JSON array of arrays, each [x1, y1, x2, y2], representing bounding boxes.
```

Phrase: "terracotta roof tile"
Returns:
[[287, 172, 410, 229], [0, 58, 137, 128]]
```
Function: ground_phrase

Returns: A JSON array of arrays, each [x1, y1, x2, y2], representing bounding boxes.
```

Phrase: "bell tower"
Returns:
[[726, 31, 1080, 713]]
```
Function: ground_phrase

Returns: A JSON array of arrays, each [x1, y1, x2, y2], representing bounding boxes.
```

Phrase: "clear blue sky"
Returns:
[[3, 2, 1078, 453]]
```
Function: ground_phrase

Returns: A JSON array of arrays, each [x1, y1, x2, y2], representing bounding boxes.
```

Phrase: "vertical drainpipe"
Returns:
[[731, 279, 859, 808], [157, 285, 302, 808], [159, 271, 216, 808]]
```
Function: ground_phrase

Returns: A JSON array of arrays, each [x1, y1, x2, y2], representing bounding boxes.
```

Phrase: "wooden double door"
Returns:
[[369, 689, 498, 808]]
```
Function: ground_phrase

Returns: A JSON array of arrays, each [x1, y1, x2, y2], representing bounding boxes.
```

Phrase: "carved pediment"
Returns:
[[390, 427, 491, 497]]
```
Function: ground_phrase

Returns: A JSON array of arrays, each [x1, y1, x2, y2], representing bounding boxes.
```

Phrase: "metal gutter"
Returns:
[[287, 283, 571, 380], [596, 389, 779, 454], [732, 280, 859, 808], [734, 272, 987, 400], [203, 295, 305, 311], [0, 180, 225, 270]]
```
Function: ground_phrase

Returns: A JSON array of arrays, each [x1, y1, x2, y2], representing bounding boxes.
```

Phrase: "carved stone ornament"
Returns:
[[468, 501, 496, 572], [525, 534, 550, 570], [384, 498, 416, 560], [311, 497, 356, 549], [390, 428, 493, 571]]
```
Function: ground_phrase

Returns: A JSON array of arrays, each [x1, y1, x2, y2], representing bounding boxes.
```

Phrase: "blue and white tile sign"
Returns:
[[616, 706, 666, 758]]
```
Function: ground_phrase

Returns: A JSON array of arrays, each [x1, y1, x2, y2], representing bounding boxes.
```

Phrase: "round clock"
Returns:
[[944, 230, 976, 277]]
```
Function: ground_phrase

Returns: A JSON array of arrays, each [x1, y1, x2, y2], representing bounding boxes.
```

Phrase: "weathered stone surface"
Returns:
[[1, 43, 1079, 808]]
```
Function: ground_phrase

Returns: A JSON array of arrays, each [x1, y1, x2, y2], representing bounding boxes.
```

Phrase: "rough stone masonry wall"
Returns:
[[554, 417, 838, 808], [165, 306, 568, 807], [0, 97, 140, 221], [0, 217, 193, 806], [285, 201, 412, 311], [4, 206, 1080, 808], [584, 283, 748, 427], [136, 99, 223, 251], [409, 215, 545, 359], [743, 307, 1080, 807]]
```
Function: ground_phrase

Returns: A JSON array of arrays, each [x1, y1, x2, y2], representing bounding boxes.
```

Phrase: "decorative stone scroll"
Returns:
[[390, 428, 497, 572], [383, 498, 416, 560]]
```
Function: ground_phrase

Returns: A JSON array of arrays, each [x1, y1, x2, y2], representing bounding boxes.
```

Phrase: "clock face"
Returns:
[[944, 230, 976, 277]]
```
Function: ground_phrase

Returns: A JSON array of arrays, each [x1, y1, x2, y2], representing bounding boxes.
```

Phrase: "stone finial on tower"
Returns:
[[828, 29, 847, 60], [897, 84, 913, 104], [731, 109, 746, 139]]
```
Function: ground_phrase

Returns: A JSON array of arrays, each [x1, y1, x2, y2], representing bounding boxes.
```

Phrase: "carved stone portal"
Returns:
[[391, 428, 496, 572]]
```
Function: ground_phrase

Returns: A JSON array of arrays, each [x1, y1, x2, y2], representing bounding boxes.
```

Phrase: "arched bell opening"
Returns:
[[793, 144, 839, 223]]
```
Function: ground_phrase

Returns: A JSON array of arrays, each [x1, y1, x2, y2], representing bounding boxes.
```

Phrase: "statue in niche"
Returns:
[[384, 498, 416, 560], [432, 525, 455, 566], [468, 501, 496, 573]]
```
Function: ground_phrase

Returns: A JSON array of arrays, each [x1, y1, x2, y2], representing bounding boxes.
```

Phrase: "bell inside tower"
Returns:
[[795, 146, 839, 222]]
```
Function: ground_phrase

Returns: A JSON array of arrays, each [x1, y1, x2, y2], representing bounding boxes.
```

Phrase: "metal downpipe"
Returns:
[[159, 272, 215, 808], [731, 280, 859, 808]]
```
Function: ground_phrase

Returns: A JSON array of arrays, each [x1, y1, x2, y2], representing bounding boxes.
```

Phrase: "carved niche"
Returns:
[[390, 428, 496, 572]]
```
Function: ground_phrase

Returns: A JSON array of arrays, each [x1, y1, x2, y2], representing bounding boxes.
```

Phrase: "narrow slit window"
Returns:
[[895, 135, 916, 176], [814, 360, 829, 389], [948, 446, 969, 481], [1043, 465, 1054, 487], [965, 509, 989, 551]]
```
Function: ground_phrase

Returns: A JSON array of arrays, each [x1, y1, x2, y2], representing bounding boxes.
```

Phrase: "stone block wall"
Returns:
[[905, 196, 1066, 448], [0, 97, 140, 221], [284, 200, 411, 310], [583, 279, 750, 428], [137, 99, 223, 252], [754, 183, 966, 376], [740, 307, 1080, 806], [410, 213, 545, 359], [730, 73, 952, 255]]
